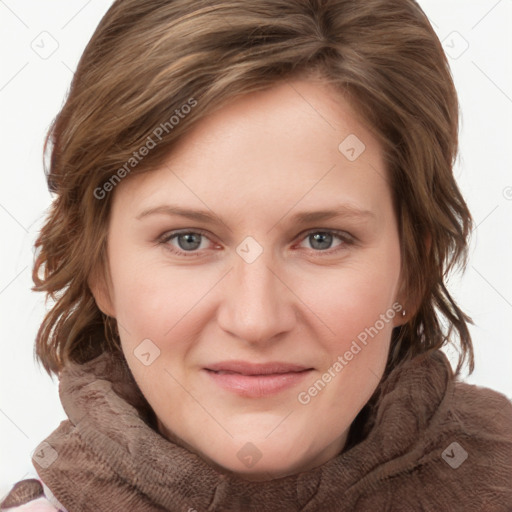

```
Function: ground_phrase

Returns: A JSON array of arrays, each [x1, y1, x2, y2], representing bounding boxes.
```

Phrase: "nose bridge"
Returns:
[[218, 241, 295, 343]]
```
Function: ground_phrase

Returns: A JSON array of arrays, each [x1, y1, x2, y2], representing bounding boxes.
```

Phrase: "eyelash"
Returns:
[[157, 228, 355, 258]]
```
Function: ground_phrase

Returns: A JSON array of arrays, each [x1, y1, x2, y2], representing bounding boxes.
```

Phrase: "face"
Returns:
[[95, 77, 404, 480]]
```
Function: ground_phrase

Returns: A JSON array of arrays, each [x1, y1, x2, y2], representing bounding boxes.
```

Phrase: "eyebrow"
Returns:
[[135, 204, 376, 225]]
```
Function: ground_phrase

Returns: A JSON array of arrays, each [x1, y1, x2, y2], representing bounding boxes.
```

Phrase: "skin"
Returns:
[[91, 77, 406, 481]]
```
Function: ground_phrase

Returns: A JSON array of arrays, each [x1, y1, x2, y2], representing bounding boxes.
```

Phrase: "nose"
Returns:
[[216, 248, 297, 346]]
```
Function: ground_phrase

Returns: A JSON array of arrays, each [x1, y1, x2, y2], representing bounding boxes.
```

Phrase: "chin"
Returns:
[[198, 439, 319, 482], [212, 454, 307, 481]]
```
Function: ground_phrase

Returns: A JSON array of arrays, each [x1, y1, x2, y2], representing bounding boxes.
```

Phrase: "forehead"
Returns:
[[169, 78, 378, 166], [112, 78, 390, 220]]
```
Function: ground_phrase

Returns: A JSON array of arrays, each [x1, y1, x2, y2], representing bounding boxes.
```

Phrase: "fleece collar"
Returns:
[[33, 347, 494, 511]]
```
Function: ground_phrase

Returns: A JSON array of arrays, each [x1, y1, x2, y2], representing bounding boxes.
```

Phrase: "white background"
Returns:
[[1, 0, 511, 498]]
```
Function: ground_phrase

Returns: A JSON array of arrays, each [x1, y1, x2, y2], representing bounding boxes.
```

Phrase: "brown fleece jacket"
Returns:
[[2, 348, 512, 511]]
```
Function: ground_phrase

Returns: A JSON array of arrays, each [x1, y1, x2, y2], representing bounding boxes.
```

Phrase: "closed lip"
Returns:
[[205, 361, 313, 375]]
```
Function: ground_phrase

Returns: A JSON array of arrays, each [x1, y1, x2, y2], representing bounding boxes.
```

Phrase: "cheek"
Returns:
[[304, 263, 399, 346], [106, 237, 174, 340], [108, 246, 214, 350], [113, 276, 183, 344], [306, 255, 401, 412]]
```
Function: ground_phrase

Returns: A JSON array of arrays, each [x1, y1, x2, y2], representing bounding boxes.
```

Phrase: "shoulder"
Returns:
[[0, 480, 64, 512], [417, 380, 512, 510], [369, 354, 512, 511], [441, 382, 512, 509], [448, 379, 512, 449]]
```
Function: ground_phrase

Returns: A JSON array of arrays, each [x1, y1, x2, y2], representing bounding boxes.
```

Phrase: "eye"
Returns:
[[296, 229, 354, 254], [158, 229, 215, 257], [157, 228, 354, 257]]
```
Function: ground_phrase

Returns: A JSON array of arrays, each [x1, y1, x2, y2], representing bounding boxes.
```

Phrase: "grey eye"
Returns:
[[176, 233, 203, 251], [308, 232, 335, 250]]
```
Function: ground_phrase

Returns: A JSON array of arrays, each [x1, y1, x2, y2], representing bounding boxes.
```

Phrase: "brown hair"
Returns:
[[33, 0, 474, 378]]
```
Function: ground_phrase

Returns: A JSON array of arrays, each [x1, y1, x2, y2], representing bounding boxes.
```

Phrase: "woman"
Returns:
[[2, 0, 511, 510]]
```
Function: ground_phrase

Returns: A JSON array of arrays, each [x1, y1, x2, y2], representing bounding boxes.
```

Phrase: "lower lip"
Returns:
[[204, 369, 312, 398]]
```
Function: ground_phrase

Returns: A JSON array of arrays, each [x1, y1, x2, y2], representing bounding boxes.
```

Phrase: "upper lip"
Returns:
[[205, 361, 312, 376]]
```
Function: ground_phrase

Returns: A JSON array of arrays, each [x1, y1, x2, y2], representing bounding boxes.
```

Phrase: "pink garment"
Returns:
[[1, 497, 59, 512], [0, 479, 64, 512]]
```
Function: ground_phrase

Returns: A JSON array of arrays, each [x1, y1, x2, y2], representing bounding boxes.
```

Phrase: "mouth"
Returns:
[[203, 361, 314, 398]]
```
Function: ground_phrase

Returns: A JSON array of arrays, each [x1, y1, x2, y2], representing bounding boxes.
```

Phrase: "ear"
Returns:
[[88, 261, 116, 318], [393, 232, 432, 327], [392, 284, 409, 328]]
